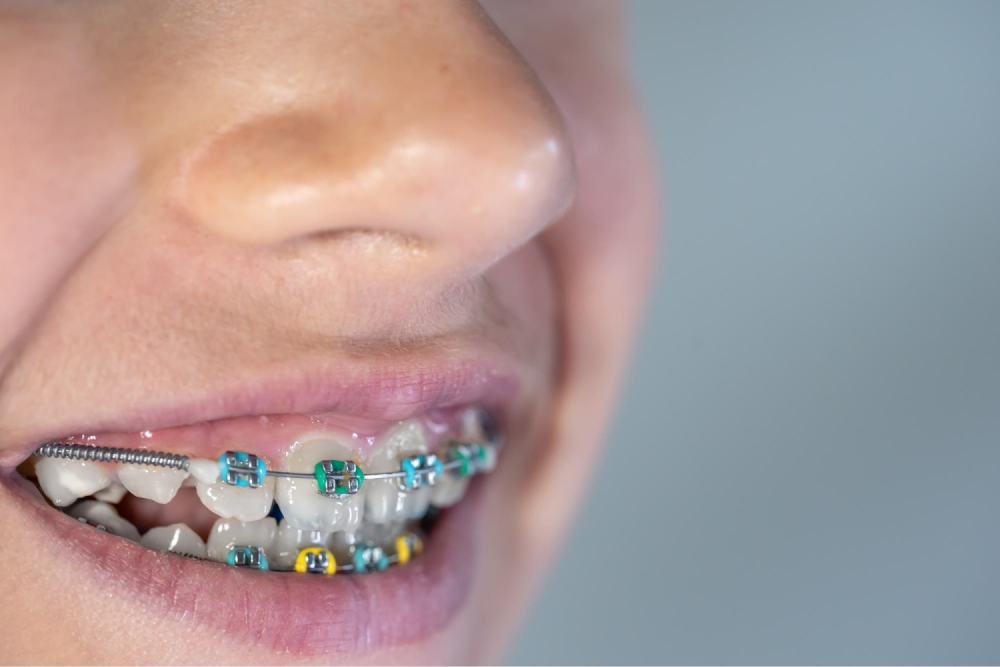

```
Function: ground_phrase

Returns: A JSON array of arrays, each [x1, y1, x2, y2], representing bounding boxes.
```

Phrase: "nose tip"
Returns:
[[178, 46, 576, 275]]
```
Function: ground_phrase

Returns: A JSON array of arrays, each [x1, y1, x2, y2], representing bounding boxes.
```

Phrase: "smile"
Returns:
[[27, 407, 499, 575], [2, 375, 517, 655]]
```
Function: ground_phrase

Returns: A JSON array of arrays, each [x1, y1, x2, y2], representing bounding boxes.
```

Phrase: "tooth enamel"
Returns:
[[274, 439, 364, 533], [66, 500, 141, 541], [429, 470, 468, 508], [35, 457, 113, 507], [187, 458, 220, 485], [196, 476, 275, 522], [206, 516, 277, 562], [93, 481, 128, 504], [117, 464, 189, 504], [270, 519, 334, 568], [140, 523, 208, 558], [364, 419, 431, 524]]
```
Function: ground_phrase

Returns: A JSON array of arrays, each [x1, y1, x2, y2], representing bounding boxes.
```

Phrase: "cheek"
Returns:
[[0, 17, 137, 367]]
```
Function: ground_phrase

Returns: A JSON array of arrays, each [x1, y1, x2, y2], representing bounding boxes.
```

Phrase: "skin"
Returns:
[[0, 0, 658, 664]]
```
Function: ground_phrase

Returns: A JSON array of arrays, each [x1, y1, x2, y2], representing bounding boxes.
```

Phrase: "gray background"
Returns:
[[509, 1, 1000, 664]]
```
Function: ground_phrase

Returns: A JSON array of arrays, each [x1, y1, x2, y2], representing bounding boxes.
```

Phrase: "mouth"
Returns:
[[0, 360, 521, 656]]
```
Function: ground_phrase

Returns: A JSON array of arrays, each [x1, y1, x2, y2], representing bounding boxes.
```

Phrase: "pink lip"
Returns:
[[0, 355, 521, 466], [4, 473, 481, 655]]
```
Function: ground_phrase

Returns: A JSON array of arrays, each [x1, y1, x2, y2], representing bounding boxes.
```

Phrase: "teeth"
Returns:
[[205, 517, 277, 563], [431, 409, 491, 507], [270, 519, 334, 568], [364, 419, 431, 524], [66, 500, 141, 541], [93, 481, 128, 504], [187, 459, 220, 485], [35, 457, 113, 507], [274, 439, 364, 533], [429, 469, 468, 508], [140, 523, 208, 558], [117, 464, 189, 504], [196, 476, 275, 522]]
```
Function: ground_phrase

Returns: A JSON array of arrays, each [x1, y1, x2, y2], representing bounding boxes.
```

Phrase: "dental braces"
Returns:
[[33, 438, 498, 497], [32, 428, 498, 575]]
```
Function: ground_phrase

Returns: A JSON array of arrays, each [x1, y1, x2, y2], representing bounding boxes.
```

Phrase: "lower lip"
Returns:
[[5, 474, 481, 656]]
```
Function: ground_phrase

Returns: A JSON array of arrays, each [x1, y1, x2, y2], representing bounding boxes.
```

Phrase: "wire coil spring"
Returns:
[[33, 442, 190, 471]]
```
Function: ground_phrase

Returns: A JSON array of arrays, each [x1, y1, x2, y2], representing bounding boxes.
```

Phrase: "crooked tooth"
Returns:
[[93, 481, 128, 504], [140, 523, 207, 558], [206, 517, 277, 563], [365, 419, 430, 524], [118, 464, 189, 504], [274, 439, 364, 533], [270, 519, 334, 568], [187, 459, 220, 485], [66, 500, 141, 541], [196, 476, 275, 522], [35, 457, 113, 507]]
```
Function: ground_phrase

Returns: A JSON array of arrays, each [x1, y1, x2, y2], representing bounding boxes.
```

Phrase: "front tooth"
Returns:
[[66, 500, 141, 541], [140, 523, 208, 558], [35, 457, 113, 507], [274, 439, 364, 533], [270, 519, 334, 568], [364, 419, 430, 524], [118, 465, 189, 504], [93, 481, 128, 504], [196, 476, 275, 522], [205, 517, 277, 562]]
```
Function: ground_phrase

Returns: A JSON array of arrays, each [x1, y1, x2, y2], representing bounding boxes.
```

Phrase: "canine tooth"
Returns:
[[35, 457, 113, 507], [365, 420, 430, 524], [206, 517, 277, 562], [271, 519, 334, 568], [66, 500, 141, 541], [118, 464, 189, 504], [274, 439, 364, 533], [188, 459, 220, 485], [140, 523, 208, 558], [196, 476, 275, 522], [93, 482, 128, 504]]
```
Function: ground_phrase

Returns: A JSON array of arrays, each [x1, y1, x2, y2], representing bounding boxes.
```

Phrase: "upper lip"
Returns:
[[0, 351, 525, 467]]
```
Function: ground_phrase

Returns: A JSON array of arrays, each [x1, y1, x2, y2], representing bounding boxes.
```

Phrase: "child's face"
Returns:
[[0, 1, 657, 663]]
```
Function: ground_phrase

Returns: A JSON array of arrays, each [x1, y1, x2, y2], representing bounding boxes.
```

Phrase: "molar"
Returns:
[[118, 464, 189, 504], [66, 500, 141, 541], [270, 519, 334, 568], [196, 475, 275, 522], [364, 419, 431, 524], [206, 517, 277, 563], [35, 457, 113, 507], [274, 439, 364, 533], [140, 523, 208, 558]]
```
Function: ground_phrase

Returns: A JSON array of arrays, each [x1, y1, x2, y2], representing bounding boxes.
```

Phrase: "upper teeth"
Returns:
[[273, 439, 364, 533], [195, 475, 275, 522], [117, 464, 189, 504], [35, 458, 113, 507], [364, 419, 432, 524]]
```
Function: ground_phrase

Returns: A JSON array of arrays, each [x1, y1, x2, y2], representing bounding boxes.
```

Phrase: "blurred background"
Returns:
[[509, 1, 1000, 664]]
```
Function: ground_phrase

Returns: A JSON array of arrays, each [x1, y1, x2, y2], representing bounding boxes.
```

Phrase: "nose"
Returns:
[[154, 0, 575, 277]]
